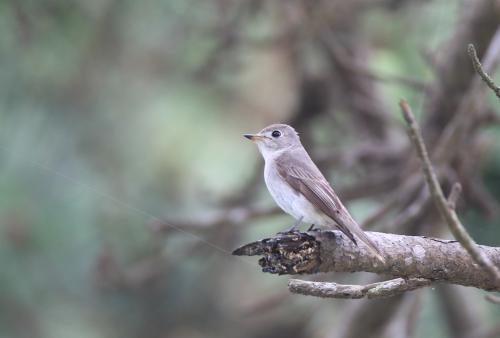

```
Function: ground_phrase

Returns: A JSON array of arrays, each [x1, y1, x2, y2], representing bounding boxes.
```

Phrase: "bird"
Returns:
[[244, 123, 385, 263]]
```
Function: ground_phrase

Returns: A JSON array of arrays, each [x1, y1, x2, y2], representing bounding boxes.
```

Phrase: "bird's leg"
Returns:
[[278, 216, 303, 234], [307, 224, 315, 231]]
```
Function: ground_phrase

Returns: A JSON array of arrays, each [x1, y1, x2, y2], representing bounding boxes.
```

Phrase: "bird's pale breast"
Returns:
[[264, 159, 327, 225]]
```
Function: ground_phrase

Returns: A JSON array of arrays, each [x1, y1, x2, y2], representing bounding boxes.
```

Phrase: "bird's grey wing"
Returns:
[[274, 152, 357, 243], [275, 150, 384, 261]]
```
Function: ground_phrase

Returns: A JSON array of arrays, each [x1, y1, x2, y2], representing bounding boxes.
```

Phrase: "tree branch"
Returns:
[[423, 0, 500, 139], [149, 204, 280, 233], [431, 29, 500, 164], [288, 278, 431, 300], [447, 182, 462, 210], [485, 294, 500, 305], [399, 100, 500, 286], [468, 43, 500, 99], [232, 230, 500, 291]]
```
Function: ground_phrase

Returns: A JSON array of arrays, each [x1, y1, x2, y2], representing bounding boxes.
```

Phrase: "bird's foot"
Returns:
[[277, 224, 301, 235], [277, 217, 303, 235]]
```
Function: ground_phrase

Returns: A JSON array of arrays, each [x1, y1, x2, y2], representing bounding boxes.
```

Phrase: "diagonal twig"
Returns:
[[468, 43, 500, 99], [484, 294, 500, 305], [447, 182, 462, 210], [432, 31, 500, 164], [399, 99, 500, 287]]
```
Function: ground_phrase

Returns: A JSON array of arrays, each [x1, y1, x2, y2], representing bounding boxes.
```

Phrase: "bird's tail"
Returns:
[[337, 221, 386, 264], [355, 229, 386, 264]]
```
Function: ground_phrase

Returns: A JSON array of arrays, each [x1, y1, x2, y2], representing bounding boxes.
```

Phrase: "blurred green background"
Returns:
[[1, 1, 499, 338]]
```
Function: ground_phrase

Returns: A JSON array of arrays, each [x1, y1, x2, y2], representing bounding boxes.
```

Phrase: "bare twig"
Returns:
[[468, 43, 500, 99], [361, 174, 423, 230], [321, 35, 428, 91], [484, 294, 500, 305], [360, 195, 401, 229], [432, 29, 500, 163], [386, 187, 431, 233], [399, 99, 500, 286], [423, 0, 500, 140], [480, 110, 500, 125], [149, 204, 280, 234], [288, 278, 431, 300], [447, 182, 462, 210]]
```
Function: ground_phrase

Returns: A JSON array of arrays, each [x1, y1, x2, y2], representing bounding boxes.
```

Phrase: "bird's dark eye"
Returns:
[[271, 130, 281, 138]]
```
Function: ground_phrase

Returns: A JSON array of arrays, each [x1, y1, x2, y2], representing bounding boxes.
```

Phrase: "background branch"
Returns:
[[468, 43, 500, 99]]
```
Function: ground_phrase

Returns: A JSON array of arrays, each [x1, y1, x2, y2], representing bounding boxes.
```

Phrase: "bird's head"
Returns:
[[244, 124, 300, 159]]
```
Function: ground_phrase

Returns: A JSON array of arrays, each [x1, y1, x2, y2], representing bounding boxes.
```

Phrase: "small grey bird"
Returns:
[[244, 123, 384, 263]]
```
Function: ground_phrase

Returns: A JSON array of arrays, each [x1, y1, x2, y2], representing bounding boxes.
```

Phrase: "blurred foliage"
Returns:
[[0, 1, 499, 338]]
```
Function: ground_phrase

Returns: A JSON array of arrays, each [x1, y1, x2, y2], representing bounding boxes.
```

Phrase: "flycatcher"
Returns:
[[244, 123, 384, 263]]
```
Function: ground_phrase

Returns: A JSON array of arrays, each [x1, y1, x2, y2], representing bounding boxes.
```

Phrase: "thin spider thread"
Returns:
[[0, 145, 256, 267]]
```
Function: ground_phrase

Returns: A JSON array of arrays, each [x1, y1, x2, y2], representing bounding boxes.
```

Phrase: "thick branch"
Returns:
[[400, 100, 500, 286], [232, 230, 500, 291], [288, 278, 431, 300]]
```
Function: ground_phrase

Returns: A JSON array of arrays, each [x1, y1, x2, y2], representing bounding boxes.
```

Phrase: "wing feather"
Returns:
[[275, 150, 385, 262]]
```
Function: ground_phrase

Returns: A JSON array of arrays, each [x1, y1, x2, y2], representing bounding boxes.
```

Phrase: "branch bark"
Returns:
[[232, 230, 500, 291], [288, 278, 430, 299]]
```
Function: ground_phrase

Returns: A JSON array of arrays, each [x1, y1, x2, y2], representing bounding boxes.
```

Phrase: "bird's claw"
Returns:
[[277, 226, 300, 235], [277, 216, 304, 235]]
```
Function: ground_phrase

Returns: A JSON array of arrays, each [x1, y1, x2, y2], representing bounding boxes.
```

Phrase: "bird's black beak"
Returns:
[[244, 133, 268, 141], [243, 133, 257, 141]]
